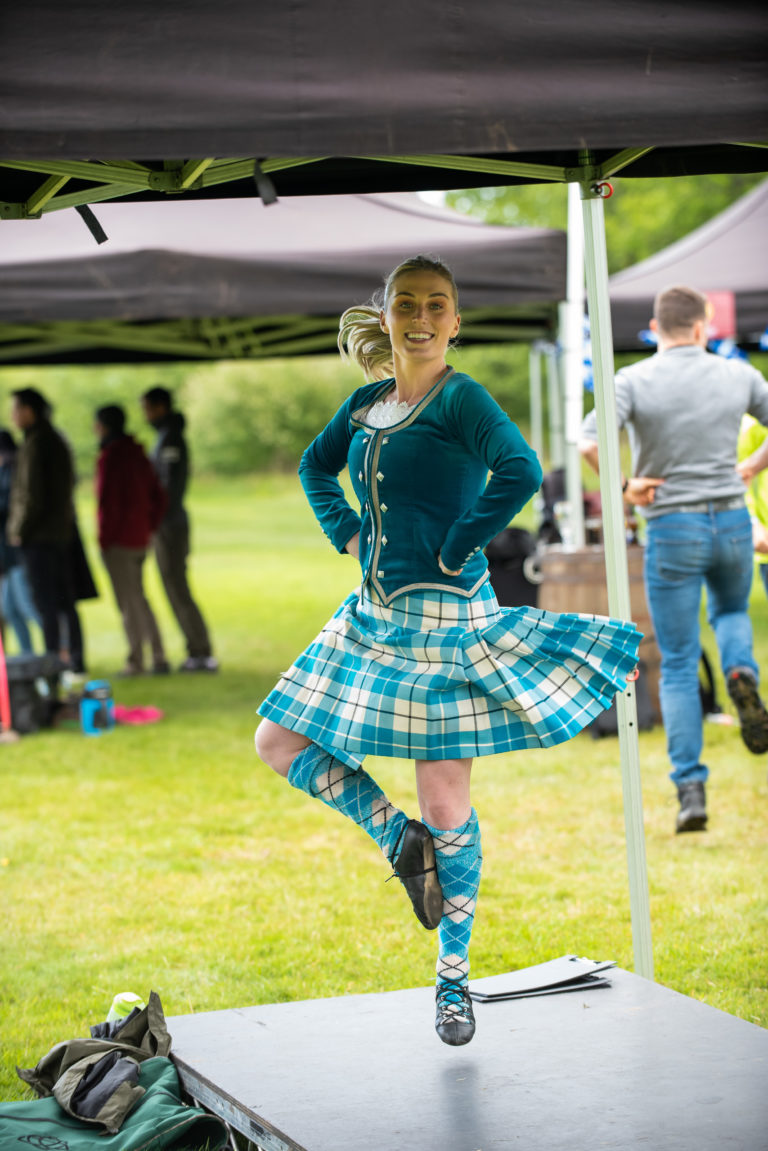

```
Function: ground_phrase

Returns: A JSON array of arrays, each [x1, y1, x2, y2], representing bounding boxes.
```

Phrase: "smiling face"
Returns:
[[380, 269, 461, 374]]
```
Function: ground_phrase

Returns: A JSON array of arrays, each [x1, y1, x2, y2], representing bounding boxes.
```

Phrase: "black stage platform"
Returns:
[[168, 968, 768, 1151]]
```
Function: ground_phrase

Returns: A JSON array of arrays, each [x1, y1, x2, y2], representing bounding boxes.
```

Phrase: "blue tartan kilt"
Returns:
[[257, 578, 642, 768]]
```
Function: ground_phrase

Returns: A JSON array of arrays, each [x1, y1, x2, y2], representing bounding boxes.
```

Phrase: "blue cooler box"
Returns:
[[80, 680, 115, 735]]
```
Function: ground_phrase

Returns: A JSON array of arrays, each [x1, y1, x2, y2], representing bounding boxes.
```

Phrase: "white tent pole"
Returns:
[[579, 176, 654, 981], [528, 343, 548, 529], [561, 182, 586, 549], [529, 343, 544, 465], [546, 342, 565, 468]]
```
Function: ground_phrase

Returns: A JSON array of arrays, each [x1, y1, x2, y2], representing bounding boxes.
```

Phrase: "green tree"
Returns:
[[448, 174, 765, 274], [0, 363, 188, 477], [183, 358, 360, 473]]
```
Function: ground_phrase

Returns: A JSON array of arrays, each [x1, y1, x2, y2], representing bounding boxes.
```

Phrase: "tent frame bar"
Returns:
[[0, 148, 656, 220], [0, 305, 560, 364]]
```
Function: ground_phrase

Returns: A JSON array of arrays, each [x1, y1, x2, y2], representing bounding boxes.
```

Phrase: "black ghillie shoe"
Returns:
[[389, 819, 442, 930], [435, 978, 476, 1047], [676, 781, 707, 834], [727, 669, 768, 754]]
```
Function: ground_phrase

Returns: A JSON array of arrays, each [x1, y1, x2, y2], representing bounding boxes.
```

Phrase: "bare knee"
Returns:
[[420, 796, 472, 829], [255, 718, 310, 778], [415, 757, 472, 829]]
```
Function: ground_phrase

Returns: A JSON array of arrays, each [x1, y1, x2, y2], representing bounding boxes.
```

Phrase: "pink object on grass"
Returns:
[[113, 704, 165, 725]]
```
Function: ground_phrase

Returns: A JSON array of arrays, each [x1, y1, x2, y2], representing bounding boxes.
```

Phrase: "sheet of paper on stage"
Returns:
[[469, 955, 616, 1001]]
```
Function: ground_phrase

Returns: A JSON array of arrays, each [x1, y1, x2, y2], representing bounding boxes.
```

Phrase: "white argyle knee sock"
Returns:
[[287, 742, 407, 862], [423, 809, 482, 986]]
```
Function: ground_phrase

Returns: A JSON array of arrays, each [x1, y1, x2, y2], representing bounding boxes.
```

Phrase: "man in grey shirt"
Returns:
[[579, 285, 768, 833]]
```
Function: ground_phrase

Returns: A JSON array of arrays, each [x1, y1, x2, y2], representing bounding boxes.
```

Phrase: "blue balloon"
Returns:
[[582, 314, 594, 391], [710, 338, 748, 361]]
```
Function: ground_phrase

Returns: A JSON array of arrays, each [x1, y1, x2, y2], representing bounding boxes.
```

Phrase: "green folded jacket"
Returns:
[[0, 1055, 227, 1151]]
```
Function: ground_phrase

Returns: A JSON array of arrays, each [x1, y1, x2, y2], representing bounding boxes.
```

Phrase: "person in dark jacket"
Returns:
[[95, 405, 169, 676], [8, 387, 84, 668], [0, 428, 42, 653], [141, 387, 217, 672]]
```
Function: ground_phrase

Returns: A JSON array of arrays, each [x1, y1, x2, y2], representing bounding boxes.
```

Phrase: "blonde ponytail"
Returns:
[[337, 304, 394, 381]]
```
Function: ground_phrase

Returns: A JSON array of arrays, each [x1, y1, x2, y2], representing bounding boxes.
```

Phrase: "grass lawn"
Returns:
[[1, 473, 766, 1100]]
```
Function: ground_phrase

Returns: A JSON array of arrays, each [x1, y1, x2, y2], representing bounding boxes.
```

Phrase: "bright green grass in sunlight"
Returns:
[[1, 473, 766, 1099]]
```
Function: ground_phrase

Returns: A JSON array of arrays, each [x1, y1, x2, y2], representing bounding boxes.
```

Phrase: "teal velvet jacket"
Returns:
[[298, 368, 543, 604]]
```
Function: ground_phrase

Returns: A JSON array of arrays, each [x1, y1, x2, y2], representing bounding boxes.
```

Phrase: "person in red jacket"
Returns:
[[95, 405, 169, 676]]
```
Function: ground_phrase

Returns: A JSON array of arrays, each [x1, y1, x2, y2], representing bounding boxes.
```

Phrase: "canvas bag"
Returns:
[[0, 1056, 227, 1150], [17, 991, 172, 1133]]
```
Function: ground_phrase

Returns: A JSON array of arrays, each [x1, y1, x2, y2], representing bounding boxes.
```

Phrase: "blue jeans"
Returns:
[[760, 563, 768, 599], [2, 563, 42, 654], [644, 505, 756, 787]]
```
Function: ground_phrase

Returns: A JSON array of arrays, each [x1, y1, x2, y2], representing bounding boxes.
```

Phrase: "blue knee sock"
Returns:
[[423, 809, 482, 986], [287, 742, 407, 863]]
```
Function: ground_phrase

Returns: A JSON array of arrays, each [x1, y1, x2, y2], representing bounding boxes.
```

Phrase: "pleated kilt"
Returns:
[[257, 578, 642, 768]]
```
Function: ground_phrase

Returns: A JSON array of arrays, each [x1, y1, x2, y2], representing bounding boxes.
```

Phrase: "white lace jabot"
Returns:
[[365, 397, 415, 428]]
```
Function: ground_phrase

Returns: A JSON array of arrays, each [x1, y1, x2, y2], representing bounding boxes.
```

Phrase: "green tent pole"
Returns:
[[579, 177, 654, 981]]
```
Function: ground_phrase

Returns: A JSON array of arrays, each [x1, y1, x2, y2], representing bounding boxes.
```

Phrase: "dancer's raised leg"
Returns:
[[256, 719, 442, 928]]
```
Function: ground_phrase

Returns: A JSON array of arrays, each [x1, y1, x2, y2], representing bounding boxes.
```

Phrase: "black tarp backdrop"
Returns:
[[609, 179, 768, 351]]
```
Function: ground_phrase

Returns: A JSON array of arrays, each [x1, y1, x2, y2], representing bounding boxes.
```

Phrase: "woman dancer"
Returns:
[[256, 255, 640, 1046]]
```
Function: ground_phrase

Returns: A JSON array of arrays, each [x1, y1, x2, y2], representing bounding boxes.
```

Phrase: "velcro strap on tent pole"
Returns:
[[253, 161, 278, 205], [75, 204, 108, 244]]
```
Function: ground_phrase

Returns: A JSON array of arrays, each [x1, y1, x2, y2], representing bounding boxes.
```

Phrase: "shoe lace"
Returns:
[[385, 822, 436, 883], [385, 862, 436, 883], [436, 979, 472, 1022]]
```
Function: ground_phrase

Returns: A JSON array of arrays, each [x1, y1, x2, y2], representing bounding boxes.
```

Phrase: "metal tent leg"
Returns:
[[560, 180, 586, 550], [529, 343, 544, 465], [578, 178, 654, 981]]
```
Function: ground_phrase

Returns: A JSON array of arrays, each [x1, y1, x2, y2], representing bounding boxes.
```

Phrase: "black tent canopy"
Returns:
[[1, 2, 765, 160], [0, 193, 566, 363], [609, 179, 768, 350], [1, 1, 766, 219]]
